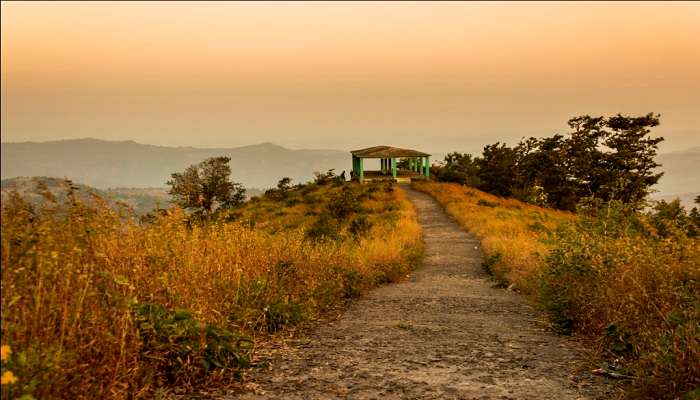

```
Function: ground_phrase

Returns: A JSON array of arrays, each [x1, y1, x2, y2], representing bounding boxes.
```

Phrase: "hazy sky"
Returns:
[[2, 1, 699, 153]]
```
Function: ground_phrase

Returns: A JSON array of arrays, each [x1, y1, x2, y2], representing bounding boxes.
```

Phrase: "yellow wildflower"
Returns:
[[1, 371, 18, 385], [0, 345, 10, 361]]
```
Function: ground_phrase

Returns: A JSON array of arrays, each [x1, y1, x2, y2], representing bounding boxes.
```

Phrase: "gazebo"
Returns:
[[350, 145, 431, 183]]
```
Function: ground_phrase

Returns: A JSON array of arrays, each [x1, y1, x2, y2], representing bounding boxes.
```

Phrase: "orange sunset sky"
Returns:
[[2, 1, 699, 152]]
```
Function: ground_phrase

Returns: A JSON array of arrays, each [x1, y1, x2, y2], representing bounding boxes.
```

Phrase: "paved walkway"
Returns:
[[235, 186, 614, 399]]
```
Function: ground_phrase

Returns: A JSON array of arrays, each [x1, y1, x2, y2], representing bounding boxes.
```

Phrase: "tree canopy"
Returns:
[[166, 156, 246, 216], [433, 113, 664, 211]]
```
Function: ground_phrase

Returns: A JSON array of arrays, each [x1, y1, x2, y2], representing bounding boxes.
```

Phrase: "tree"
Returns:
[[476, 143, 518, 196], [264, 177, 293, 201], [166, 156, 246, 216], [433, 152, 481, 186], [562, 113, 663, 207]]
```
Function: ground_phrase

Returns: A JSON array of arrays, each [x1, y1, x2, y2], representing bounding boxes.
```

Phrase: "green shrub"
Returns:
[[535, 202, 700, 398], [327, 186, 360, 220], [132, 303, 253, 386], [264, 302, 306, 332], [305, 213, 340, 241]]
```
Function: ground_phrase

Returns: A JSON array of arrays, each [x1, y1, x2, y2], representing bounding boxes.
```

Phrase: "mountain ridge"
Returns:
[[1, 138, 350, 189]]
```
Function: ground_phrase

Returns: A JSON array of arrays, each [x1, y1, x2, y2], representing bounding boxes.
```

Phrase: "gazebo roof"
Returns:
[[350, 145, 430, 158]]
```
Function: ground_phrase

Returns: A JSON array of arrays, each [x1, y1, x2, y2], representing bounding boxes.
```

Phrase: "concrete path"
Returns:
[[234, 186, 614, 399]]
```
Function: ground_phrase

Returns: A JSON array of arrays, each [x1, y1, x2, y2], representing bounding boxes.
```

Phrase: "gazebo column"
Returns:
[[360, 158, 364, 182], [391, 157, 397, 178], [426, 156, 430, 179]]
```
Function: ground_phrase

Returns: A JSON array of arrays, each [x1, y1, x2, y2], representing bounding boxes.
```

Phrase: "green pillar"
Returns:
[[409, 158, 414, 172], [391, 158, 397, 178], [426, 156, 430, 179], [359, 158, 364, 182]]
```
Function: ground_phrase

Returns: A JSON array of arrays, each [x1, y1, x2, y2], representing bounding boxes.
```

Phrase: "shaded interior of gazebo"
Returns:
[[350, 145, 430, 183]]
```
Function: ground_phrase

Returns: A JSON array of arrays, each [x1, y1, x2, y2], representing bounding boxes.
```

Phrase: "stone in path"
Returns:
[[234, 186, 616, 399]]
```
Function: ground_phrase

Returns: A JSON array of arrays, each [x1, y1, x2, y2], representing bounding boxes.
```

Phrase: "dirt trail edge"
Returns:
[[234, 186, 616, 400]]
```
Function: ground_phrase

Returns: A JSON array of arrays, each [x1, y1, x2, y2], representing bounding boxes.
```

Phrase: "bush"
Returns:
[[264, 302, 306, 332], [327, 186, 360, 220], [305, 213, 340, 240], [536, 202, 700, 398], [132, 303, 253, 385]]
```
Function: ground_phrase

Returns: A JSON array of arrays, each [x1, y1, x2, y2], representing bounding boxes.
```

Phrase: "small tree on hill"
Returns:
[[167, 156, 246, 216]]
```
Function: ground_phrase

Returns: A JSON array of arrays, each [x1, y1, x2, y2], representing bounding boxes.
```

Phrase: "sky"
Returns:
[[2, 1, 699, 153]]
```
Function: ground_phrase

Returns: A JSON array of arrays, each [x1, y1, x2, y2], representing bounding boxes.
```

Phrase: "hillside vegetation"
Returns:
[[0, 179, 421, 399], [414, 181, 699, 399]]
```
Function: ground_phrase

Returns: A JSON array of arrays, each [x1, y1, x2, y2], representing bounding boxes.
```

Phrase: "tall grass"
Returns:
[[414, 181, 700, 399], [412, 181, 573, 289], [0, 182, 421, 399]]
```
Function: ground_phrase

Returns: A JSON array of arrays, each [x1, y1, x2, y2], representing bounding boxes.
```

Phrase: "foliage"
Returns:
[[537, 201, 699, 398], [312, 169, 342, 186], [166, 156, 246, 217], [327, 186, 361, 219], [132, 303, 253, 386], [430, 152, 481, 186], [264, 177, 293, 201], [432, 113, 664, 211], [476, 142, 519, 197], [1, 180, 421, 398]]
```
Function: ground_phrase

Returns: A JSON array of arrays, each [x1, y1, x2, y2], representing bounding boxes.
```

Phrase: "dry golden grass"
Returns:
[[0, 181, 422, 399], [413, 181, 573, 290]]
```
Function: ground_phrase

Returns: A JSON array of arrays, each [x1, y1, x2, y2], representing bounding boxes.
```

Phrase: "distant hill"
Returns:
[[1, 177, 265, 215], [651, 146, 700, 209], [0, 177, 170, 215], [1, 138, 349, 190]]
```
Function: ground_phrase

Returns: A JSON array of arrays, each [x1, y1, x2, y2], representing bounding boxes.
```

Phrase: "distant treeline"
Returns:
[[432, 113, 667, 211]]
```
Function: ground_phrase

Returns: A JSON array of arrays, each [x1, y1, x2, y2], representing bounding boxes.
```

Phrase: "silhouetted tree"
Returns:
[[264, 177, 293, 200], [449, 113, 664, 211], [433, 152, 481, 186], [167, 156, 245, 216], [476, 143, 518, 196]]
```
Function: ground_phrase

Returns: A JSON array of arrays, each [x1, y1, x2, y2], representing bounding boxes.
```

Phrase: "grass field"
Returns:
[[1, 180, 422, 399]]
